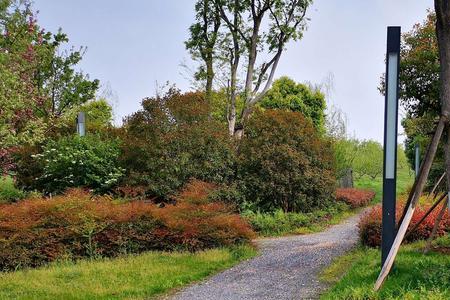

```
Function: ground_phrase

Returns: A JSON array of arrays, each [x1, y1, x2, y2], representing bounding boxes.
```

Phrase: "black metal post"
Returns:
[[415, 143, 420, 177], [76, 112, 86, 137], [382, 26, 400, 265]]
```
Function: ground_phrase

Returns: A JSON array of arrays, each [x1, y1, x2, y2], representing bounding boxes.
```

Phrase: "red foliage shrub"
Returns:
[[336, 188, 376, 208], [359, 202, 450, 247], [0, 182, 254, 271], [114, 185, 148, 200]]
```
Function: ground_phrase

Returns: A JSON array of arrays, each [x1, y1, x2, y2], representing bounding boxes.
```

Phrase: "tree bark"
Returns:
[[436, 1, 450, 203], [205, 58, 214, 104]]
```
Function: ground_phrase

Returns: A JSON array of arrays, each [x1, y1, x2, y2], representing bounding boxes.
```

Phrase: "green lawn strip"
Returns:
[[0, 245, 257, 300], [320, 242, 450, 299], [354, 167, 414, 204], [319, 168, 450, 299], [245, 202, 359, 237]]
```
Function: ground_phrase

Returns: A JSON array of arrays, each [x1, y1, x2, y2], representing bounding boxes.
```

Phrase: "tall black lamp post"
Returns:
[[382, 26, 401, 265]]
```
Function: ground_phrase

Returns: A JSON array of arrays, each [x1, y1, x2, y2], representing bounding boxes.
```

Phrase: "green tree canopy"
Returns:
[[259, 76, 326, 131], [381, 10, 443, 185], [0, 0, 99, 172]]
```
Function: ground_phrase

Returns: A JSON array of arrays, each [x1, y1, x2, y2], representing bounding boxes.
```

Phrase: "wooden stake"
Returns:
[[374, 201, 415, 291], [374, 115, 446, 291], [405, 193, 447, 239], [427, 172, 446, 201], [424, 200, 448, 253]]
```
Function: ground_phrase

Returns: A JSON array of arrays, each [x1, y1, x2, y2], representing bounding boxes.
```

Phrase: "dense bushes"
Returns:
[[15, 135, 124, 194], [0, 176, 25, 204], [244, 202, 349, 236], [0, 181, 254, 271], [336, 188, 376, 208], [237, 109, 335, 213], [359, 202, 449, 247], [119, 89, 235, 199]]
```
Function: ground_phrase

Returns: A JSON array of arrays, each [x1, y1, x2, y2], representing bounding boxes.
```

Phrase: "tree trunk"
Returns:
[[339, 168, 354, 188], [436, 0, 450, 224], [244, 16, 263, 99], [205, 57, 214, 106]]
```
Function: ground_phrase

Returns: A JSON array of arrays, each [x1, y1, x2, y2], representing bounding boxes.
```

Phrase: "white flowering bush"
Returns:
[[33, 135, 124, 193]]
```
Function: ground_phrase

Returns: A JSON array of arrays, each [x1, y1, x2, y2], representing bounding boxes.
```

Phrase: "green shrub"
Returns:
[[120, 89, 235, 199], [244, 210, 309, 236], [237, 109, 336, 213], [259, 76, 326, 131], [434, 234, 450, 248], [0, 176, 25, 204], [0, 182, 254, 272], [244, 202, 349, 236], [24, 135, 124, 194]]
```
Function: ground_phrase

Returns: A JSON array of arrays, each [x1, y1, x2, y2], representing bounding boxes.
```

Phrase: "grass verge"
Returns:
[[244, 202, 358, 237], [320, 242, 450, 299], [0, 245, 257, 300], [319, 168, 450, 299], [354, 167, 413, 204]]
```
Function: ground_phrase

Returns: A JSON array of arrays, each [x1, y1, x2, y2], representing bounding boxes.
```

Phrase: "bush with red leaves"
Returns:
[[0, 181, 254, 271], [359, 202, 449, 247], [336, 188, 376, 208]]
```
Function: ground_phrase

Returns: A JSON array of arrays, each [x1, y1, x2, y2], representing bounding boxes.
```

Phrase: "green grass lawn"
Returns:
[[320, 241, 450, 299], [0, 246, 257, 300], [354, 166, 414, 203], [320, 168, 450, 299]]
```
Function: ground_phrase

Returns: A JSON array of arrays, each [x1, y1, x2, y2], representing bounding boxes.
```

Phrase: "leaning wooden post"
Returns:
[[427, 172, 446, 200], [374, 116, 446, 291], [405, 193, 447, 239], [375, 0, 450, 291], [436, 0, 450, 218], [424, 200, 448, 253]]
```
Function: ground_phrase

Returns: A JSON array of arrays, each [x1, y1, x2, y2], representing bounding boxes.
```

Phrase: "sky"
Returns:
[[33, 0, 434, 142]]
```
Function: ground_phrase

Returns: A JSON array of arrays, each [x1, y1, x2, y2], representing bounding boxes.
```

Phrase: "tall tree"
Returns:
[[0, 0, 99, 172], [186, 0, 221, 105], [187, 0, 312, 137], [435, 0, 450, 202], [380, 11, 443, 185]]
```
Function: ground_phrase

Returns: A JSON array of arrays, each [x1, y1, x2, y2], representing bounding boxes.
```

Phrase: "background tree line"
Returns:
[[0, 0, 395, 215]]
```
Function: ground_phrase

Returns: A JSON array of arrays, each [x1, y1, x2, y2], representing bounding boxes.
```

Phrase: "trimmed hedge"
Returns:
[[359, 202, 449, 247], [336, 188, 376, 208], [0, 181, 254, 271]]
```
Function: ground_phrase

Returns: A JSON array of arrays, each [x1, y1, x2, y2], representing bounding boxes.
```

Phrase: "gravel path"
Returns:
[[170, 211, 365, 300]]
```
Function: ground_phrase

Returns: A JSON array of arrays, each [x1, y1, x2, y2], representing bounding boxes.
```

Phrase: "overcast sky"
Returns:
[[33, 0, 434, 142]]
